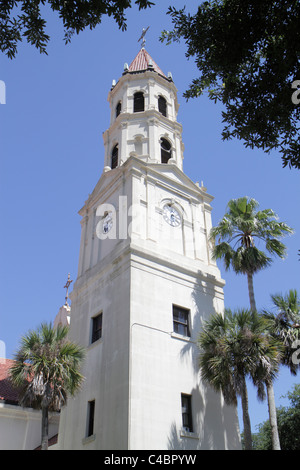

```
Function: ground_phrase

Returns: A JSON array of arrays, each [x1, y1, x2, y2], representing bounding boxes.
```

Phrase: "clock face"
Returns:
[[102, 212, 113, 234], [163, 204, 181, 227]]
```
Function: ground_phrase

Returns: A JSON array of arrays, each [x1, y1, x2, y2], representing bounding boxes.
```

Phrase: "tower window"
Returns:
[[173, 305, 190, 337], [158, 95, 167, 117], [111, 144, 118, 169], [181, 394, 193, 432], [133, 92, 144, 112], [86, 400, 95, 437], [160, 138, 172, 163], [91, 313, 102, 343], [116, 101, 121, 118]]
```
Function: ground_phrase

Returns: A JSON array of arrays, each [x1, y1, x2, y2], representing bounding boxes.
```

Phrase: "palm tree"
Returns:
[[210, 197, 293, 312], [198, 308, 281, 450], [9, 323, 85, 450], [210, 196, 293, 449], [260, 290, 300, 449], [264, 289, 300, 376]]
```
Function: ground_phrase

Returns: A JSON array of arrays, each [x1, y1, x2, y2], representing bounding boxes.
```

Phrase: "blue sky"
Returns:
[[0, 1, 299, 435]]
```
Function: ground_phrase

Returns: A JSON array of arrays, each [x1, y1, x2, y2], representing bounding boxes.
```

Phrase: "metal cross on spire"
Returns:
[[138, 26, 150, 49], [64, 273, 73, 306]]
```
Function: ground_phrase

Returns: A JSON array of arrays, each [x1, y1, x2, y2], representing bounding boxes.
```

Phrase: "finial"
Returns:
[[64, 273, 73, 306], [138, 26, 150, 49], [201, 181, 207, 192]]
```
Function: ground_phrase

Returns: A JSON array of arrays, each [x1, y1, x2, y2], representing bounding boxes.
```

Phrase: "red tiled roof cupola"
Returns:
[[125, 48, 167, 79]]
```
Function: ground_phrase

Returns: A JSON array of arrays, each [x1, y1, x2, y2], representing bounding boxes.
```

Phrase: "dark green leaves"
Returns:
[[0, 0, 154, 58], [160, 1, 300, 169], [198, 308, 282, 405]]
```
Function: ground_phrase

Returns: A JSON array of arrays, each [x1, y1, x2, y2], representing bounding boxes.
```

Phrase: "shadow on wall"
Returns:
[[167, 383, 240, 450], [167, 275, 241, 450]]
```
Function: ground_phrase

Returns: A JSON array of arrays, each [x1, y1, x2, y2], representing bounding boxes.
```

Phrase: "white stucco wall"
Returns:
[[57, 251, 132, 450], [128, 255, 240, 450], [0, 403, 59, 450], [57, 159, 241, 450]]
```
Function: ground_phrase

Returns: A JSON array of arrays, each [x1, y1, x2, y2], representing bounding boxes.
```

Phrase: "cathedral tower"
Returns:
[[57, 46, 241, 450]]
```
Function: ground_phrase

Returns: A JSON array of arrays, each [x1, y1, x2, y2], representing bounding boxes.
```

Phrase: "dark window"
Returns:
[[173, 305, 190, 337], [111, 144, 118, 169], [181, 394, 193, 432], [158, 95, 167, 117], [91, 313, 102, 343], [160, 138, 172, 163], [134, 92, 144, 112], [87, 400, 95, 437], [116, 101, 121, 118]]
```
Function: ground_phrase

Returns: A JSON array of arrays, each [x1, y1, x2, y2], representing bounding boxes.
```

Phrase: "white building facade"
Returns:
[[57, 48, 241, 450]]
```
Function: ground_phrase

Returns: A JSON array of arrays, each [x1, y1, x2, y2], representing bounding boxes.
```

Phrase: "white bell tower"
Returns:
[[57, 45, 241, 450], [103, 47, 183, 171]]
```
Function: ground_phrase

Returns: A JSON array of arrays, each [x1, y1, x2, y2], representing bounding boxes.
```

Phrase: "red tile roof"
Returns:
[[0, 358, 20, 404], [128, 48, 167, 78], [35, 434, 58, 450]]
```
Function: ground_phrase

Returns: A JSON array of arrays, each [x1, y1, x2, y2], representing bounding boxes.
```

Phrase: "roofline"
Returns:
[[122, 68, 173, 82], [108, 68, 178, 102]]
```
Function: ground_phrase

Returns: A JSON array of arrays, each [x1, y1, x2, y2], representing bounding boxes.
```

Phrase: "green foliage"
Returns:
[[210, 196, 293, 276], [160, 1, 300, 169], [198, 307, 282, 450], [252, 384, 300, 450], [263, 290, 300, 375], [0, 0, 154, 59], [198, 308, 281, 404], [9, 322, 85, 410]]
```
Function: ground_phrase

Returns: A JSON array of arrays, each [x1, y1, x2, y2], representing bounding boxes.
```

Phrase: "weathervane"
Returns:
[[138, 26, 150, 49], [64, 273, 73, 306]]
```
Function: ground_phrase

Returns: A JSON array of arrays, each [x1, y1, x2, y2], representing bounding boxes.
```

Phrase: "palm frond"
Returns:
[[263, 290, 300, 375], [210, 197, 293, 279], [198, 308, 281, 409], [9, 323, 85, 412]]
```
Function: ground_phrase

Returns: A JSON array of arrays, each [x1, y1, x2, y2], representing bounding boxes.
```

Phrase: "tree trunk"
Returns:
[[266, 382, 281, 450], [247, 272, 257, 312], [41, 405, 49, 450], [241, 374, 252, 450]]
